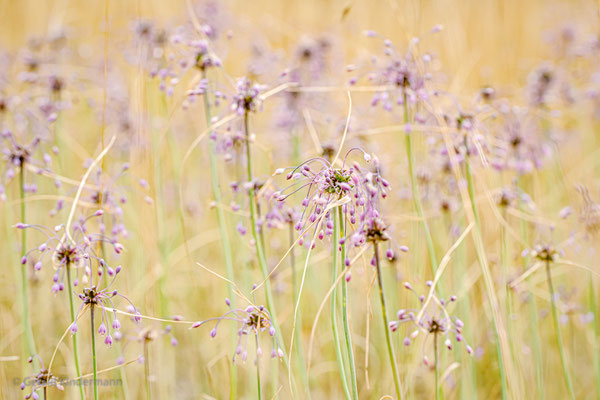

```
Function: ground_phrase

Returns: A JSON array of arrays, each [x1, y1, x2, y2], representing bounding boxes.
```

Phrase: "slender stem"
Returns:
[[90, 305, 98, 400], [545, 260, 575, 399], [373, 242, 402, 399], [256, 335, 262, 400], [66, 263, 86, 400], [290, 223, 310, 398], [202, 70, 237, 399], [44, 387, 47, 400], [338, 207, 358, 400], [517, 176, 544, 399], [403, 98, 438, 275], [331, 210, 351, 399], [465, 158, 507, 400], [434, 332, 439, 400], [19, 165, 37, 366], [144, 341, 151, 400], [243, 112, 287, 361], [500, 211, 516, 361]]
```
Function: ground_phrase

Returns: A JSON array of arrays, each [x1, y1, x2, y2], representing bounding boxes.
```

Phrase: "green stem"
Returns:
[[144, 341, 151, 400], [66, 264, 86, 400], [338, 207, 358, 399], [19, 165, 37, 366], [517, 177, 544, 399], [373, 242, 402, 399], [545, 260, 575, 399], [331, 210, 351, 399], [91, 305, 98, 400], [500, 211, 516, 362], [465, 159, 507, 400], [202, 70, 238, 399], [434, 332, 439, 400], [243, 112, 292, 387], [290, 223, 310, 398], [256, 335, 262, 400], [403, 98, 438, 276]]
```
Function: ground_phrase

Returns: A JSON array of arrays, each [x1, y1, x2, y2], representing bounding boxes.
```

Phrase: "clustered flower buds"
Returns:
[[192, 301, 283, 364]]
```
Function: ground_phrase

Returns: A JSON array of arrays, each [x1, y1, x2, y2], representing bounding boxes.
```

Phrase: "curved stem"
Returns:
[[91, 305, 98, 400], [202, 70, 237, 399], [19, 165, 37, 367], [545, 260, 575, 399], [373, 242, 402, 399], [403, 98, 438, 275], [66, 263, 86, 400], [331, 210, 351, 399], [339, 207, 358, 399]]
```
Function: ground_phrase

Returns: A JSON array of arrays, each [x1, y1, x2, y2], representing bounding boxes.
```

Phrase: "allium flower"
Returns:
[[526, 63, 556, 108], [391, 283, 473, 362], [529, 243, 563, 263], [1, 130, 56, 198], [17, 211, 124, 292], [260, 187, 300, 231], [136, 19, 224, 99], [231, 78, 265, 115], [488, 106, 553, 175], [71, 267, 138, 348], [275, 149, 390, 250], [192, 302, 283, 364], [20, 355, 64, 399], [349, 34, 437, 111]]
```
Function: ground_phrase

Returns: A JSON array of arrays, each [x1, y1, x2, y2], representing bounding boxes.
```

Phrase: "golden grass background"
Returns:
[[1, 0, 600, 399]]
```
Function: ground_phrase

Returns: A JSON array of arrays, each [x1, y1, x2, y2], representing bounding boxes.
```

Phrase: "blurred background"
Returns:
[[1, 0, 600, 399]]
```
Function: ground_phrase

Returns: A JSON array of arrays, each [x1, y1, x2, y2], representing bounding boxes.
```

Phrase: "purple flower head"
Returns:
[[349, 37, 434, 111], [192, 302, 283, 364], [20, 355, 64, 399], [391, 283, 472, 367], [231, 78, 265, 115], [275, 148, 389, 248], [18, 211, 122, 292], [1, 131, 55, 198], [71, 265, 137, 348]]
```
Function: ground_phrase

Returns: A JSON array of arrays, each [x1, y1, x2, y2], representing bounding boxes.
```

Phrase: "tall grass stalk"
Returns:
[[144, 340, 152, 400], [338, 207, 358, 400], [403, 99, 438, 276], [545, 259, 575, 399], [242, 111, 292, 395], [373, 242, 402, 399], [66, 263, 86, 400], [331, 209, 351, 399], [517, 177, 544, 399], [500, 210, 516, 361], [256, 335, 262, 400], [90, 305, 98, 400], [434, 332, 439, 400], [202, 71, 238, 398], [464, 158, 508, 400], [19, 166, 37, 367], [289, 222, 310, 397]]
